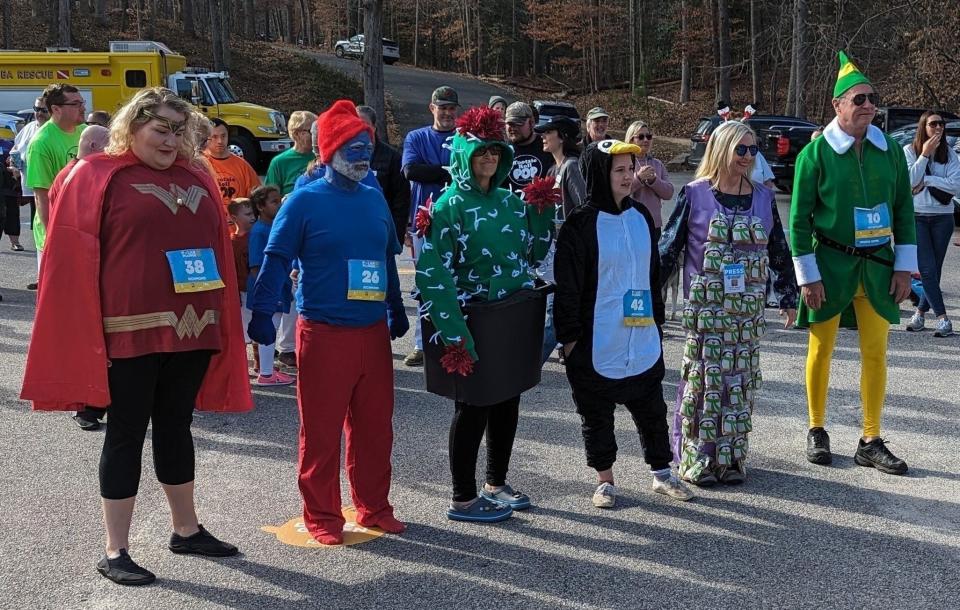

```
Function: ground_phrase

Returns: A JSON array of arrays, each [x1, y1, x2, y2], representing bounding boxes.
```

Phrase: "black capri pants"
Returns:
[[99, 350, 212, 500]]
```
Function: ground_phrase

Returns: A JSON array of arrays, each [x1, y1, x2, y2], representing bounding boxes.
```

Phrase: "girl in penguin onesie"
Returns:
[[554, 140, 694, 509]]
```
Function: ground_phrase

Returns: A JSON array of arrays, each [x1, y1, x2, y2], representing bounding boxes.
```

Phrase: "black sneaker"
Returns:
[[169, 524, 238, 557], [96, 549, 156, 586], [72, 412, 101, 431], [26, 282, 38, 291], [854, 438, 908, 475], [806, 427, 832, 465]]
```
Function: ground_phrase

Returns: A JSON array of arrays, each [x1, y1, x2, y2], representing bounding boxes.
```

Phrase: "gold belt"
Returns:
[[103, 305, 219, 339]]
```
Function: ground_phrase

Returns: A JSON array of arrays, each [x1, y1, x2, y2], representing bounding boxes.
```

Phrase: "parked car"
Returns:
[[872, 107, 958, 132], [334, 35, 400, 65], [532, 100, 580, 127], [687, 114, 818, 191]]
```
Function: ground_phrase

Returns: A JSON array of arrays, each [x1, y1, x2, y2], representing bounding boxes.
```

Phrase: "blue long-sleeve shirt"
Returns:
[[249, 177, 402, 326]]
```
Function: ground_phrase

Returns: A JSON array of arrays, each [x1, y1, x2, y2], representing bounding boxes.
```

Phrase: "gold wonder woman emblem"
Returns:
[[103, 305, 218, 339], [132, 183, 208, 214]]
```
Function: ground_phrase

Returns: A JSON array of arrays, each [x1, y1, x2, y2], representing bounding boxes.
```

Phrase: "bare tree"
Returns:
[[362, 0, 388, 142], [183, 0, 196, 36], [95, 0, 109, 27], [679, 0, 690, 103], [750, 0, 761, 106], [793, 0, 807, 117], [717, 0, 731, 104], [209, 0, 224, 70], [2, 0, 11, 49]]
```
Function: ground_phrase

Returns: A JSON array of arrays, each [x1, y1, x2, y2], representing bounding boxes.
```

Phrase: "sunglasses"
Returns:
[[734, 144, 759, 157], [55, 101, 86, 107], [844, 92, 880, 107], [632, 134, 654, 141], [33, 106, 48, 113], [928, 120, 946, 128], [475, 146, 501, 158]]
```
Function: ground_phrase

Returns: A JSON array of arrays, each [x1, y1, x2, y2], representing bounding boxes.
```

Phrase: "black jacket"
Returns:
[[371, 139, 410, 241]]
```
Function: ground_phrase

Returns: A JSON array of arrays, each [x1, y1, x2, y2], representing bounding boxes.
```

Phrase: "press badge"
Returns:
[[623, 289, 654, 326], [347, 259, 386, 301], [722, 263, 746, 294], [165, 248, 224, 293], [853, 203, 892, 248]]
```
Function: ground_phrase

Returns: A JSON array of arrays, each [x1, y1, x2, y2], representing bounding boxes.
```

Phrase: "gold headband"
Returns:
[[142, 109, 186, 133]]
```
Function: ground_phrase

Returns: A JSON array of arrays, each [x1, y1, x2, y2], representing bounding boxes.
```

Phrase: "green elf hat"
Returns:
[[833, 50, 871, 97]]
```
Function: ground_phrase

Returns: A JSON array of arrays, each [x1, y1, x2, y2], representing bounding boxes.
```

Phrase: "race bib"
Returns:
[[854, 203, 892, 248], [346, 259, 386, 301], [722, 263, 746, 294], [623, 289, 654, 326], [165, 248, 224, 293]]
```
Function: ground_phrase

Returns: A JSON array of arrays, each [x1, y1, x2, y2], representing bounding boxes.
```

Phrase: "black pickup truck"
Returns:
[[688, 114, 818, 192]]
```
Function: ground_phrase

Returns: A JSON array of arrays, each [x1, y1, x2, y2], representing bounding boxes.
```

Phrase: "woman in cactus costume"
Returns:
[[415, 106, 555, 523], [659, 121, 798, 486]]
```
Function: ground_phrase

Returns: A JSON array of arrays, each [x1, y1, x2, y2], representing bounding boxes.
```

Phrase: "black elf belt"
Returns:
[[814, 231, 894, 268]]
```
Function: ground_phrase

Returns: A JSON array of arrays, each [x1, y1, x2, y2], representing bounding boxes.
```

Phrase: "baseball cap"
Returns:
[[534, 117, 580, 140], [504, 102, 534, 124], [586, 107, 609, 120], [431, 86, 459, 107]]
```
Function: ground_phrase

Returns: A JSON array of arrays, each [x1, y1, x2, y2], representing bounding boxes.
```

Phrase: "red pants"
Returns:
[[296, 318, 396, 538]]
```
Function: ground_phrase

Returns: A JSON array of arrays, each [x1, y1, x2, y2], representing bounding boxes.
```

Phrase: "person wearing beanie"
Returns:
[[414, 106, 555, 523], [247, 99, 409, 545], [791, 50, 917, 475], [488, 95, 508, 115]]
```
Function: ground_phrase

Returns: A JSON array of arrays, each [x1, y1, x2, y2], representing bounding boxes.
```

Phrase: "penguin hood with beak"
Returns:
[[579, 139, 643, 215]]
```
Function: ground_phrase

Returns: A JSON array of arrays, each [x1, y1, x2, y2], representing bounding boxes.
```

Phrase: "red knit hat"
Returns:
[[315, 100, 374, 164]]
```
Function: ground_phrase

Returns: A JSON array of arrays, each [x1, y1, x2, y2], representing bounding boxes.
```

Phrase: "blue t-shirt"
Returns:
[[401, 126, 453, 227], [262, 177, 401, 326], [247, 219, 292, 313]]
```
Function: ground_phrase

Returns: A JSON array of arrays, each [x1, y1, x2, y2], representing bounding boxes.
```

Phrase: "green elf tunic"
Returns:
[[789, 118, 917, 328], [415, 130, 555, 360]]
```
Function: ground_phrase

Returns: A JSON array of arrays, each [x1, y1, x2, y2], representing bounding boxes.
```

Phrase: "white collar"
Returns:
[[823, 117, 887, 154]]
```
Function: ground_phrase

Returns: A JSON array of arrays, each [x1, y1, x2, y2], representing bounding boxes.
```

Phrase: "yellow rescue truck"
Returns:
[[0, 40, 291, 166]]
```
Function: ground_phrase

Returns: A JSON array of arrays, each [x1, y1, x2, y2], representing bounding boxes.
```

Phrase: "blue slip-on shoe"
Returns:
[[446, 497, 513, 523], [479, 484, 531, 510]]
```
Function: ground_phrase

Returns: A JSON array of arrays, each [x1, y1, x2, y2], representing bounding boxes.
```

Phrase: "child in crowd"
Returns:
[[247, 185, 296, 387], [228, 199, 256, 346]]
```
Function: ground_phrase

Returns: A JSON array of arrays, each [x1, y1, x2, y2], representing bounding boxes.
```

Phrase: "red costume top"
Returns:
[[21, 151, 253, 413]]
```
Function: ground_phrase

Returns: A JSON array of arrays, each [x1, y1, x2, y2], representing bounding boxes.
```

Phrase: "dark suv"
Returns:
[[687, 114, 818, 191], [873, 107, 958, 132], [532, 100, 581, 127]]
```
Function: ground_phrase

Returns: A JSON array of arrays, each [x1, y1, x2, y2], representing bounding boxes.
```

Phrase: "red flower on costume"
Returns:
[[415, 194, 433, 237], [521, 176, 561, 214], [456, 106, 505, 141], [440, 340, 474, 376]]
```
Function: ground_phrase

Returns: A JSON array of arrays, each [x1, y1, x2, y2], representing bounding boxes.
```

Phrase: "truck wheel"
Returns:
[[230, 134, 258, 168], [335, 46, 345, 58]]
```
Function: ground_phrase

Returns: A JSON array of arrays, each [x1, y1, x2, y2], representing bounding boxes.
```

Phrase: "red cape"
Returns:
[[21, 151, 254, 413]]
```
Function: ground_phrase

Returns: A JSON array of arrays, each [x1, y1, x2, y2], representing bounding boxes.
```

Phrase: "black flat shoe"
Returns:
[[96, 549, 156, 586], [10, 244, 24, 251], [72, 414, 101, 431], [806, 427, 832, 465], [169, 524, 238, 557]]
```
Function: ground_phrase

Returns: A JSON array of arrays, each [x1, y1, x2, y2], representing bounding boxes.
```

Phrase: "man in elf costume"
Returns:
[[248, 100, 408, 544], [790, 51, 916, 474]]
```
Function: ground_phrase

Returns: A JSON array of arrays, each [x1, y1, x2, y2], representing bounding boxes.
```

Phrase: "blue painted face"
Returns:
[[341, 131, 374, 163], [327, 130, 374, 187]]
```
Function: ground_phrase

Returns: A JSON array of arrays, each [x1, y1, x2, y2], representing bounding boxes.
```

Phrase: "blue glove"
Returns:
[[387, 306, 409, 340], [247, 311, 277, 346]]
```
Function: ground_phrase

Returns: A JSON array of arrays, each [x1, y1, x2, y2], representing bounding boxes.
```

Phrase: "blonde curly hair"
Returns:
[[105, 87, 199, 162]]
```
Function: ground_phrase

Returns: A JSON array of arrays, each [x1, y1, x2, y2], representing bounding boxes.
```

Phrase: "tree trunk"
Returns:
[[750, 0, 761, 106], [220, 0, 231, 69], [628, 0, 635, 92], [144, 0, 155, 40], [717, 0, 731, 105], [183, 0, 195, 36], [95, 0, 108, 27], [362, 0, 387, 143], [710, 0, 720, 100], [793, 0, 807, 118], [299, 0, 313, 45], [209, 0, 224, 70], [413, 0, 419, 67], [679, 0, 690, 102], [58, 0, 71, 47], [2, 0, 11, 49], [242, 0, 254, 39]]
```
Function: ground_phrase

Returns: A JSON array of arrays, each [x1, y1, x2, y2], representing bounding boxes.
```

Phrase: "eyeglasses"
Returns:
[[33, 107, 48, 113], [928, 120, 946, 128], [734, 144, 759, 157], [631, 134, 653, 141], [844, 92, 880, 107], [55, 100, 86, 108], [475, 147, 501, 158]]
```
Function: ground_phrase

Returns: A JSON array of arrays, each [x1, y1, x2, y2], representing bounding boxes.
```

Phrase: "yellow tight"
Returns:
[[806, 284, 889, 438]]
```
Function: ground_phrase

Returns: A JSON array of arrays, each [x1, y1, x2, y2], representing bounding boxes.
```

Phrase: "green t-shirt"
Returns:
[[265, 147, 314, 195], [25, 122, 85, 250]]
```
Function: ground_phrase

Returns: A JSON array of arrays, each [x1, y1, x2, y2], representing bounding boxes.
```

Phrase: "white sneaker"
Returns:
[[592, 482, 617, 508], [652, 475, 695, 501], [905, 311, 925, 332], [933, 318, 954, 338]]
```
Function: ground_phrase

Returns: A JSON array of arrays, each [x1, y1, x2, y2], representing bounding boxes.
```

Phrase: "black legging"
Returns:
[[99, 350, 212, 500], [2, 195, 20, 237], [449, 396, 521, 502]]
